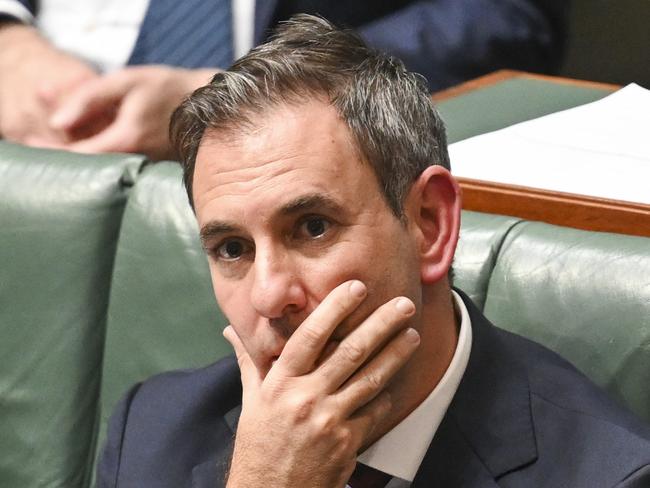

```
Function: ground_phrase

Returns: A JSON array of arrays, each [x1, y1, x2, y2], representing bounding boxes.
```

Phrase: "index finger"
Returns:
[[49, 75, 128, 131], [274, 280, 367, 376]]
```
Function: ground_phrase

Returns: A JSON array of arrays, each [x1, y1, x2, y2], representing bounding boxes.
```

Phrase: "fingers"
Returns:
[[49, 75, 129, 132], [345, 391, 393, 452], [22, 135, 67, 149], [64, 120, 133, 155], [317, 296, 416, 391], [274, 280, 367, 377], [223, 325, 262, 391], [335, 326, 419, 417], [37, 69, 97, 109]]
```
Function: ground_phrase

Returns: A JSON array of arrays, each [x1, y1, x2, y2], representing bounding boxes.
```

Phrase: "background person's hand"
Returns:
[[223, 281, 420, 487], [49, 65, 216, 160], [0, 23, 97, 145]]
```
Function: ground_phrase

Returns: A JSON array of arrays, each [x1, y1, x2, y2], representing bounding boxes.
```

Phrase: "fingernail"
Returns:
[[349, 280, 366, 298], [404, 328, 420, 343], [395, 297, 415, 315]]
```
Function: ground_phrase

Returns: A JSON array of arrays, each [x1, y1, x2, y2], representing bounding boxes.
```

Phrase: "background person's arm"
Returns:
[[357, 0, 569, 91], [47, 66, 216, 161], [0, 21, 98, 145]]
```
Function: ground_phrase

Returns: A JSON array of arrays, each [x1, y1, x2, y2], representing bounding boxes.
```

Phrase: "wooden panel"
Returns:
[[459, 178, 650, 238], [432, 70, 619, 102], [432, 71, 650, 238]]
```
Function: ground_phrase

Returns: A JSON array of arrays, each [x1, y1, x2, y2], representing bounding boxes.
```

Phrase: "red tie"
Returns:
[[347, 462, 392, 488]]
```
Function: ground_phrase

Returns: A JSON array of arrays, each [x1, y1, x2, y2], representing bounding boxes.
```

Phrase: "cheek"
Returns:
[[302, 248, 387, 336], [209, 267, 257, 334], [300, 248, 372, 302]]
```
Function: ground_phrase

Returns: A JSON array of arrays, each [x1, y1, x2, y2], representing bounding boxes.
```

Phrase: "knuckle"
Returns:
[[299, 323, 323, 348], [333, 427, 354, 453], [362, 369, 384, 391], [313, 411, 337, 434], [340, 341, 365, 364], [288, 393, 317, 422]]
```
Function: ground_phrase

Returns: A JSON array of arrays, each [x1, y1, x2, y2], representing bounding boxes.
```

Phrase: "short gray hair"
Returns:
[[170, 14, 450, 217]]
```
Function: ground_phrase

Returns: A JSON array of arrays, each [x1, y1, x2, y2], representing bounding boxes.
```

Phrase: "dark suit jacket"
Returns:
[[97, 290, 650, 487], [257, 0, 569, 90], [11, 0, 567, 91]]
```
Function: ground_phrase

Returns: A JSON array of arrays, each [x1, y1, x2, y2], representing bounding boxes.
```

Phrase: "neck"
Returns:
[[362, 286, 459, 450]]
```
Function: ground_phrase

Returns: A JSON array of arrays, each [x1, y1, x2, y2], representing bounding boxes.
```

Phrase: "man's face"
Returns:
[[193, 100, 423, 377]]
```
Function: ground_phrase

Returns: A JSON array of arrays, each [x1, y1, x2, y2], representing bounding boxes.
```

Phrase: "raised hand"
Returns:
[[47, 66, 215, 160], [0, 23, 97, 145], [223, 280, 420, 488]]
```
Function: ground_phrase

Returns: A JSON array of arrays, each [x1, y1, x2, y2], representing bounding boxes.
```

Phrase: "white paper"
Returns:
[[448, 84, 650, 204]]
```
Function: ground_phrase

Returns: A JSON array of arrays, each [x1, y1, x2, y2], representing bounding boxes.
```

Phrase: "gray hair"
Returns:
[[170, 14, 450, 217]]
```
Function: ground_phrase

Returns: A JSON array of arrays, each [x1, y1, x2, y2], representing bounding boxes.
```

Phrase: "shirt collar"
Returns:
[[356, 290, 473, 481]]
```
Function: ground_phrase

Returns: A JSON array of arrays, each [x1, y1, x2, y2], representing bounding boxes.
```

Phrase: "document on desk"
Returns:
[[448, 83, 650, 204]]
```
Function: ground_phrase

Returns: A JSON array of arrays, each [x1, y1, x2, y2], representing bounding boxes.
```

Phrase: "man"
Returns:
[[0, 0, 567, 160], [97, 15, 650, 487]]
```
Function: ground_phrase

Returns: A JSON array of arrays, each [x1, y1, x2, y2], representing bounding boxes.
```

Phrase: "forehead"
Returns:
[[192, 100, 377, 219]]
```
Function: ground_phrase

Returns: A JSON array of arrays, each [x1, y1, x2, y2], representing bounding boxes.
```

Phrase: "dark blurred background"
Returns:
[[560, 0, 650, 87]]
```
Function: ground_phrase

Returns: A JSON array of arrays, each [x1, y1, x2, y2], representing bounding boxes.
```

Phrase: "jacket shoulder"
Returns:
[[496, 327, 650, 486], [97, 356, 240, 487]]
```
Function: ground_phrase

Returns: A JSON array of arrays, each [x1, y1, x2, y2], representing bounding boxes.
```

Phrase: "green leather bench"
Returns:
[[2, 147, 649, 488], [0, 143, 144, 488]]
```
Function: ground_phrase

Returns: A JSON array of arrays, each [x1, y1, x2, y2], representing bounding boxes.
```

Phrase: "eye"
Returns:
[[298, 216, 331, 239], [215, 238, 250, 261]]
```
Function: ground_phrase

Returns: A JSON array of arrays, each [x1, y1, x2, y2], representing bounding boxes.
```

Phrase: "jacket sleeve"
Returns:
[[0, 0, 36, 22], [95, 383, 142, 488], [357, 0, 569, 91]]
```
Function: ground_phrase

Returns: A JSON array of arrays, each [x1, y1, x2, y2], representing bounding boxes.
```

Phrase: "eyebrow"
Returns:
[[199, 193, 344, 247], [279, 193, 344, 216], [200, 221, 239, 248]]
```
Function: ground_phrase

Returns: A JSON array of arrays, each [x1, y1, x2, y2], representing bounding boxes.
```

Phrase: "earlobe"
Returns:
[[409, 166, 461, 284]]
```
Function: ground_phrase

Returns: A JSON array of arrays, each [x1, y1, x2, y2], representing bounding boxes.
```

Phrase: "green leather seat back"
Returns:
[[454, 211, 521, 310], [93, 162, 232, 480], [484, 222, 650, 422], [91, 164, 521, 475], [0, 143, 142, 488]]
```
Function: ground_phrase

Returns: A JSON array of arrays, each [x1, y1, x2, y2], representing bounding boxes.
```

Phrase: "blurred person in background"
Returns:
[[0, 0, 568, 160]]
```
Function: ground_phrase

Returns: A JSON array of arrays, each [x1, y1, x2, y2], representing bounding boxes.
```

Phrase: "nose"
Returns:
[[250, 245, 307, 321]]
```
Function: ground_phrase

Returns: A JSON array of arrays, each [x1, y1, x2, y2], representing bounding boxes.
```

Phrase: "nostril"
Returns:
[[269, 317, 294, 339]]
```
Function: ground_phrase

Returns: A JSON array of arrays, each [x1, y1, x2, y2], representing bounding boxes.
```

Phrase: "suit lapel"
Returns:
[[413, 291, 538, 486], [191, 292, 538, 487], [412, 415, 499, 487], [191, 403, 241, 487]]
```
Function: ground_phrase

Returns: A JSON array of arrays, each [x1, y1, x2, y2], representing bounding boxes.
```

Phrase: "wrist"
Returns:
[[0, 23, 48, 66]]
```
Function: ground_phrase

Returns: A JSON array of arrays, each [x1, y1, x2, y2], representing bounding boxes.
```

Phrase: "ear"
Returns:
[[405, 166, 461, 285]]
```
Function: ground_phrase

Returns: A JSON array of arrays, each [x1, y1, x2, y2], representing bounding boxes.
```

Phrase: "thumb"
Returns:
[[223, 325, 262, 392]]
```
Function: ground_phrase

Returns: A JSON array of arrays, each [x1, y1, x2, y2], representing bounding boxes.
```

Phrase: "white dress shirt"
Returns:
[[0, 0, 255, 72], [356, 290, 473, 484]]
